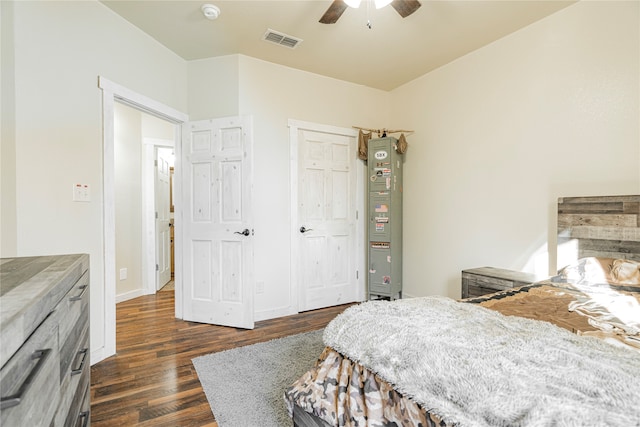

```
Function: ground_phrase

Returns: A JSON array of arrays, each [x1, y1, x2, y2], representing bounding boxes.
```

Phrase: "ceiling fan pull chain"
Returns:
[[366, 0, 373, 29]]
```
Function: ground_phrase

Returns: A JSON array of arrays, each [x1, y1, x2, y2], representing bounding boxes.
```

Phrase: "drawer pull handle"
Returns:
[[77, 411, 90, 427], [0, 348, 51, 410], [69, 284, 88, 302], [71, 348, 89, 376]]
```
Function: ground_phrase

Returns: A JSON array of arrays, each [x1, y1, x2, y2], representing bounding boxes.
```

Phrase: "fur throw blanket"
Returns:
[[323, 296, 640, 426]]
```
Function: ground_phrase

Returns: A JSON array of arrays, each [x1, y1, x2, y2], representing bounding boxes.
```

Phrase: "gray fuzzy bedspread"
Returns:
[[323, 296, 640, 427]]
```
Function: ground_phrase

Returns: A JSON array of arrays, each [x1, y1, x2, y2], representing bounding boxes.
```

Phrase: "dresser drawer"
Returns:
[[73, 384, 91, 427], [55, 271, 90, 427], [71, 386, 91, 427], [56, 322, 89, 427], [0, 312, 61, 426], [464, 273, 513, 291], [57, 271, 90, 381]]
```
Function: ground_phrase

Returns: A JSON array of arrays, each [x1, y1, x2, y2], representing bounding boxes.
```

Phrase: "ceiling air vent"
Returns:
[[262, 29, 303, 49]]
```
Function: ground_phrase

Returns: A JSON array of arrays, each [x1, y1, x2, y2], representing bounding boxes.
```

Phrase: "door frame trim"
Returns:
[[98, 76, 188, 364], [288, 119, 366, 312]]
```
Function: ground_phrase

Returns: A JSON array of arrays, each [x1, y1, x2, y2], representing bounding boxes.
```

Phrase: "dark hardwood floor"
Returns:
[[90, 290, 353, 426]]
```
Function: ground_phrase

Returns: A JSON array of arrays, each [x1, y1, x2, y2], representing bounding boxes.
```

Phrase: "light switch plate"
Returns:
[[73, 183, 91, 202]]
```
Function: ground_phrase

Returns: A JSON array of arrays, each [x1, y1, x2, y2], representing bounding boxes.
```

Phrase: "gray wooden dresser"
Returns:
[[461, 266, 542, 299], [0, 254, 90, 426]]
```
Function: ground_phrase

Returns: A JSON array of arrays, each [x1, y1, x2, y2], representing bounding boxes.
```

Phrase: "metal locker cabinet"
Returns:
[[367, 137, 402, 299]]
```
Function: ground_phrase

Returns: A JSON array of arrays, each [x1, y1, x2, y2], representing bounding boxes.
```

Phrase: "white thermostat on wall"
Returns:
[[374, 151, 388, 160]]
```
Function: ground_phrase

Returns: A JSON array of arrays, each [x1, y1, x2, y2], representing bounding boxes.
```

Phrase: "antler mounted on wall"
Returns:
[[319, 0, 421, 24]]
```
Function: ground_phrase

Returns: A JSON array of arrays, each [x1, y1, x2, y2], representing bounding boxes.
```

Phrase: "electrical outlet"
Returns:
[[119, 268, 127, 281], [256, 281, 265, 294]]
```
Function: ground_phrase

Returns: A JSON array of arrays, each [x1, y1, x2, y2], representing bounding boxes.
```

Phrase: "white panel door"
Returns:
[[182, 116, 254, 329], [298, 129, 358, 311], [155, 147, 172, 290]]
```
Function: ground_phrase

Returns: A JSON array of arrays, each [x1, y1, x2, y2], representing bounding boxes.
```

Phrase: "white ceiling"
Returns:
[[100, 0, 575, 91]]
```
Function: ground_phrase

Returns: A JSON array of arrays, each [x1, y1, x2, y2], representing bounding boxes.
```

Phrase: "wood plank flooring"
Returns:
[[90, 291, 354, 426]]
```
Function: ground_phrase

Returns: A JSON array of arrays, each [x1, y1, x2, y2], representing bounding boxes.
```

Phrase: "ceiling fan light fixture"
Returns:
[[344, 0, 362, 8], [374, 0, 393, 8], [201, 4, 220, 20]]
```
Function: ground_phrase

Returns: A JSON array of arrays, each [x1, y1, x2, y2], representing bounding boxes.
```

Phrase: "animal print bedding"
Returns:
[[285, 346, 449, 427], [285, 265, 640, 426]]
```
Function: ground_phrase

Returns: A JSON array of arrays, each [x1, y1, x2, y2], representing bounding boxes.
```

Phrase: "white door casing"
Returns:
[[182, 116, 254, 329], [155, 147, 172, 289], [289, 120, 365, 312], [99, 76, 188, 364]]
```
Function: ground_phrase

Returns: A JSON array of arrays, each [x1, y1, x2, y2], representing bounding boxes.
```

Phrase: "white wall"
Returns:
[[114, 103, 144, 299], [5, 0, 187, 362], [1, 2, 18, 257], [142, 113, 176, 141], [188, 55, 240, 120], [238, 56, 389, 320], [391, 1, 640, 299]]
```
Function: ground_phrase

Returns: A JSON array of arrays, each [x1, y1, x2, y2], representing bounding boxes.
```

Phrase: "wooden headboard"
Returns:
[[557, 195, 640, 267]]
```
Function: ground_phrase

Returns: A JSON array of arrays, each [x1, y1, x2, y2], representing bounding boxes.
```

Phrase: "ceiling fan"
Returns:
[[319, 0, 421, 24]]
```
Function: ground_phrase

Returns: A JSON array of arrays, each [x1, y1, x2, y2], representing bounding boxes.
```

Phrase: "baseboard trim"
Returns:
[[115, 288, 144, 304]]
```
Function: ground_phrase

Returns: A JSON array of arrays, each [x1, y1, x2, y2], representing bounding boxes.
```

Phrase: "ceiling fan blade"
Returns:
[[319, 0, 349, 24], [390, 0, 421, 18]]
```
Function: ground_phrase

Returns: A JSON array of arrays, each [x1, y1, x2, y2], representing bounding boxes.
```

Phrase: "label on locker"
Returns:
[[374, 204, 388, 213], [374, 151, 388, 160], [375, 223, 385, 232], [371, 242, 390, 249], [375, 216, 388, 223]]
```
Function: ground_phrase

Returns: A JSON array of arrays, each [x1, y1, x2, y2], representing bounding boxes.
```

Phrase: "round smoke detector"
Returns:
[[201, 4, 220, 20]]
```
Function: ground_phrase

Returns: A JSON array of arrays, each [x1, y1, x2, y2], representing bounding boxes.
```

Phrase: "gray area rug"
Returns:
[[192, 329, 325, 427]]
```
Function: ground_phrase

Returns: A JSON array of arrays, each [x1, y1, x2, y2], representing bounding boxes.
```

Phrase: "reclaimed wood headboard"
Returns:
[[557, 195, 640, 267]]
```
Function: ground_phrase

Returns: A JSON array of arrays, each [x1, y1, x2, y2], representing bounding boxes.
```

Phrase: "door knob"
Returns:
[[300, 226, 313, 233], [234, 228, 250, 236]]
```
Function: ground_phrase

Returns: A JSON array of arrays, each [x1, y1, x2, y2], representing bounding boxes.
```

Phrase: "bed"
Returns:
[[284, 196, 640, 426]]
